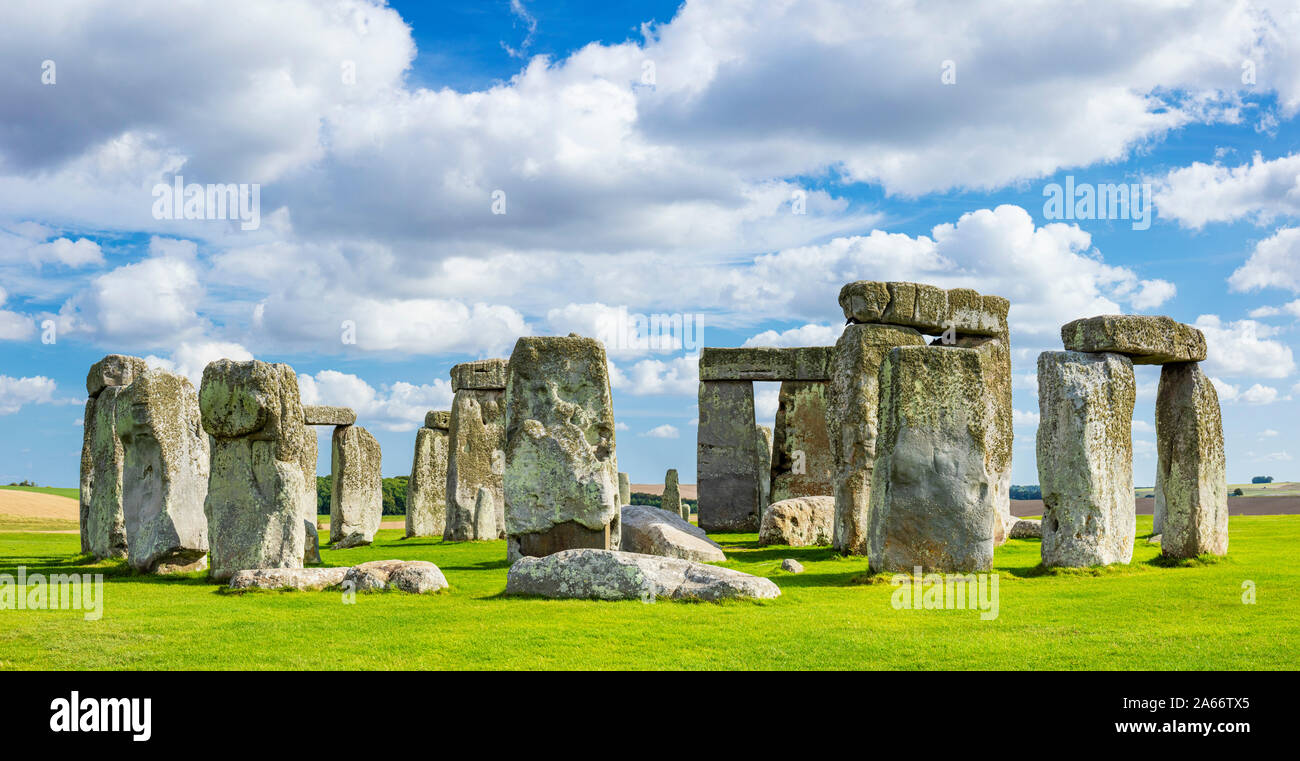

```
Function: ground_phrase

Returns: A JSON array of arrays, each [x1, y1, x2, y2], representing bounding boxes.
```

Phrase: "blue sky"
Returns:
[[1, 0, 1299, 488]]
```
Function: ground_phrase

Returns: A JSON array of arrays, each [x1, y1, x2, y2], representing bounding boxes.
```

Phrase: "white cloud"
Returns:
[[145, 340, 254, 385], [1012, 409, 1040, 427], [0, 375, 59, 415], [1132, 419, 1154, 433], [615, 421, 629, 432], [1241, 384, 1280, 405], [639, 424, 679, 439], [1128, 279, 1177, 310], [743, 323, 842, 348], [0, 286, 35, 340], [1210, 377, 1239, 402], [1248, 300, 1300, 318], [1194, 314, 1296, 378], [1260, 429, 1279, 438], [1154, 152, 1300, 228], [609, 355, 698, 396], [26, 237, 104, 268], [297, 370, 453, 432], [1229, 227, 1300, 293]]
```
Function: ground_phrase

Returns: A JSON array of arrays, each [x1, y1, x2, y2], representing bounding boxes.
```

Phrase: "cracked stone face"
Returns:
[[330, 424, 383, 548], [769, 381, 833, 504]]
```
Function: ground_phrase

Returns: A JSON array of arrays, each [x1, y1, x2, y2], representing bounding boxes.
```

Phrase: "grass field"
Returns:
[[0, 485, 80, 500], [1, 514, 1296, 670]]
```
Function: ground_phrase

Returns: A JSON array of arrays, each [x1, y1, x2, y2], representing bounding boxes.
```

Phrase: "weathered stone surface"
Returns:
[[759, 496, 834, 547], [1155, 362, 1228, 558], [343, 560, 449, 594], [472, 486, 497, 540], [1036, 351, 1136, 567], [201, 360, 308, 581], [299, 429, 320, 565], [450, 358, 508, 391], [1061, 315, 1206, 364], [115, 369, 210, 573], [505, 549, 780, 601], [87, 386, 129, 559], [755, 424, 773, 518], [504, 335, 619, 561], [330, 425, 382, 548], [425, 409, 451, 430], [618, 472, 631, 506], [769, 381, 834, 503], [839, 281, 1009, 337], [826, 323, 926, 555], [1008, 518, 1042, 539], [662, 468, 683, 519], [699, 346, 834, 381], [86, 354, 147, 398], [302, 405, 356, 426], [228, 567, 348, 591], [406, 425, 449, 538], [620, 504, 726, 562], [780, 558, 805, 573], [868, 344, 1009, 573], [944, 335, 1014, 546], [78, 399, 95, 554], [697, 380, 760, 532], [445, 387, 506, 541]]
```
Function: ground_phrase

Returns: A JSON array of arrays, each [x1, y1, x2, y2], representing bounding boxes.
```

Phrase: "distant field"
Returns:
[[0, 485, 79, 500]]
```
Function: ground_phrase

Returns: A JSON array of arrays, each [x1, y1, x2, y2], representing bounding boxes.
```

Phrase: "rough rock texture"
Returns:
[[697, 380, 760, 532], [451, 358, 509, 391], [86, 354, 148, 399], [228, 567, 349, 591], [78, 399, 94, 553], [946, 335, 1014, 546], [1008, 518, 1042, 539], [344, 560, 449, 594], [425, 410, 451, 430], [505, 549, 780, 601], [445, 380, 506, 541], [662, 468, 683, 518], [618, 472, 631, 506], [781, 558, 805, 573], [201, 360, 309, 581], [755, 424, 773, 518], [296, 416, 320, 565], [1061, 315, 1206, 364], [302, 405, 356, 426], [405, 423, 449, 538], [698, 346, 834, 381], [115, 369, 210, 573], [330, 425, 382, 548], [867, 344, 1010, 573], [472, 486, 497, 540], [839, 281, 1009, 337], [826, 324, 926, 555], [620, 504, 726, 562], [504, 335, 620, 561], [1036, 351, 1136, 567], [759, 496, 835, 547], [1155, 362, 1228, 558], [87, 385, 130, 559], [769, 381, 834, 504]]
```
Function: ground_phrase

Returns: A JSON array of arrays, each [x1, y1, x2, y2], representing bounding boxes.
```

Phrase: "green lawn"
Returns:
[[0, 485, 80, 500], [1, 515, 1295, 670]]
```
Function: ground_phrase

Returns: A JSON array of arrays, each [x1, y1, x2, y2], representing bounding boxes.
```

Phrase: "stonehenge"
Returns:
[[620, 504, 725, 562], [445, 359, 507, 541], [663, 468, 683, 519], [618, 471, 631, 506], [82, 354, 148, 559], [330, 424, 383, 548], [759, 495, 834, 547], [505, 549, 780, 602], [755, 424, 773, 517], [769, 381, 833, 504], [1154, 362, 1228, 558], [405, 410, 450, 538], [503, 335, 620, 562]]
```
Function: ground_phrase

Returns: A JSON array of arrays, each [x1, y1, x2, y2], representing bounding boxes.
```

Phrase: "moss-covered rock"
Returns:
[[1155, 362, 1228, 558], [1061, 314, 1206, 364]]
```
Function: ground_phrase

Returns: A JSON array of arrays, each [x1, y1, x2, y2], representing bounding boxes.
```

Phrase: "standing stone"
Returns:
[[1155, 362, 1228, 558], [618, 472, 631, 506], [868, 344, 1007, 573], [1036, 351, 1136, 567], [503, 335, 619, 562], [201, 360, 309, 581], [445, 359, 507, 541], [944, 335, 1014, 546], [826, 324, 925, 555], [330, 425, 383, 548], [299, 429, 321, 564], [755, 424, 773, 519], [406, 411, 450, 538], [115, 368, 211, 573], [472, 486, 497, 541], [81, 354, 147, 559], [769, 381, 834, 503], [697, 380, 760, 532], [663, 468, 683, 519]]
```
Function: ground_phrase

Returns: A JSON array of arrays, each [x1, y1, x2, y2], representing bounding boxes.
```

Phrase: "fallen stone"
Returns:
[[826, 323, 926, 555], [228, 567, 349, 591], [504, 335, 620, 561], [505, 549, 780, 602], [769, 381, 834, 503], [1061, 315, 1207, 364], [618, 472, 631, 506], [697, 380, 760, 532], [1036, 351, 1136, 567], [759, 496, 834, 547], [839, 281, 1009, 337], [302, 405, 356, 426], [406, 422, 449, 538], [330, 425, 383, 548], [344, 560, 449, 594], [780, 559, 805, 574], [1155, 362, 1228, 558], [698, 346, 834, 381], [115, 368, 210, 573], [1008, 518, 1042, 539], [620, 504, 726, 562]]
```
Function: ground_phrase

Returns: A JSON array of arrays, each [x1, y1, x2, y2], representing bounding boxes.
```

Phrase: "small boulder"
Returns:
[[505, 549, 780, 602], [344, 560, 449, 594], [759, 496, 834, 547], [780, 559, 805, 574], [227, 567, 349, 591], [620, 504, 726, 562], [1007, 518, 1042, 539]]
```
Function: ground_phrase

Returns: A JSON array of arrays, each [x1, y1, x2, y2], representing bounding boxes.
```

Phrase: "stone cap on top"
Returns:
[[86, 354, 148, 397], [303, 405, 357, 427], [425, 410, 451, 429], [699, 346, 834, 382], [450, 358, 508, 392], [1061, 315, 1206, 365], [838, 281, 1009, 338]]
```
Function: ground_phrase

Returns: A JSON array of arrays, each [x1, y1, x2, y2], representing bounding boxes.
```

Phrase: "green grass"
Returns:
[[0, 485, 80, 500], [1, 515, 1296, 670]]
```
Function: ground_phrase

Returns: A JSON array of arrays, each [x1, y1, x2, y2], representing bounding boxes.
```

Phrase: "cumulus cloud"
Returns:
[[145, 340, 254, 385], [1194, 314, 1295, 378], [743, 323, 842, 348], [1012, 409, 1040, 427], [609, 356, 698, 396], [298, 370, 453, 432], [639, 424, 680, 439], [1248, 299, 1300, 318], [1229, 227, 1300, 293], [0, 375, 59, 415], [26, 237, 103, 268], [1240, 384, 1280, 405], [0, 286, 35, 340], [1154, 152, 1300, 228]]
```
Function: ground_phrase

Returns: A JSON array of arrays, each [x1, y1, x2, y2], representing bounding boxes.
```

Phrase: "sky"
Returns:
[[1, 0, 1298, 488]]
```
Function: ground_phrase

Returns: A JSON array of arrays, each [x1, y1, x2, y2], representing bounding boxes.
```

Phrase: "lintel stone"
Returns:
[[698, 346, 834, 381]]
